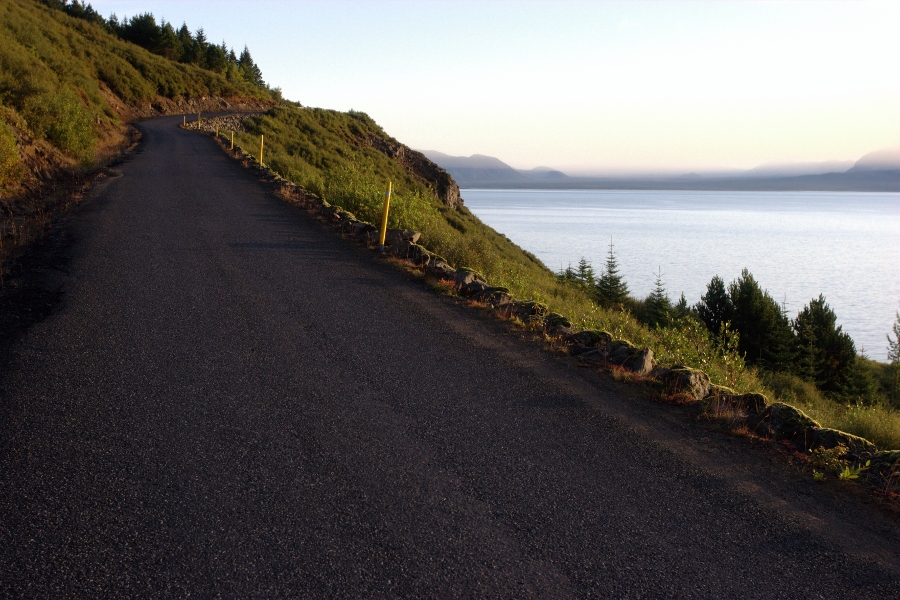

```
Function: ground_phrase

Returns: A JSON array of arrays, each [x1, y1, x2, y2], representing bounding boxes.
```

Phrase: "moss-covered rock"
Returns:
[[565, 330, 613, 349], [544, 312, 573, 335], [658, 366, 711, 402], [765, 402, 820, 440], [805, 428, 876, 457]]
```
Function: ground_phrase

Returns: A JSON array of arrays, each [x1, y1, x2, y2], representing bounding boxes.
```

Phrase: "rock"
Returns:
[[347, 221, 377, 236], [658, 367, 711, 401], [384, 228, 421, 244], [764, 402, 820, 441], [565, 330, 613, 348], [424, 258, 455, 280], [453, 268, 487, 288], [544, 312, 573, 335], [461, 280, 490, 297], [473, 287, 512, 306], [336, 208, 356, 221], [703, 391, 768, 416], [507, 301, 548, 321], [582, 340, 654, 376], [868, 450, 900, 475], [803, 427, 876, 457]]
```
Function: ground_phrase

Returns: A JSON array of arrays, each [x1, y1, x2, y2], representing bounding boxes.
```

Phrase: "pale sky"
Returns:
[[89, 1, 900, 173]]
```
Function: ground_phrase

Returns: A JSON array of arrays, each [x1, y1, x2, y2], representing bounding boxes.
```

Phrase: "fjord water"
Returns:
[[463, 189, 900, 361]]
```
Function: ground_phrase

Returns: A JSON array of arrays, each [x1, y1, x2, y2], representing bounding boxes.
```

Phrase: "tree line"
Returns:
[[41, 0, 273, 94], [559, 240, 900, 406]]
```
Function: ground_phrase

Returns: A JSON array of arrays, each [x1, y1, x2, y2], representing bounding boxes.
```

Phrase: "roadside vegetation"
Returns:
[[231, 103, 900, 450]]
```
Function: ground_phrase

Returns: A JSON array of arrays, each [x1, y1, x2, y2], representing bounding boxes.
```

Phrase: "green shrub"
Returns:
[[0, 119, 24, 191], [23, 86, 96, 161]]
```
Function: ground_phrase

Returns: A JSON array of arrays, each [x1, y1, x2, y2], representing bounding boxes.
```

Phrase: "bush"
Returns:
[[22, 86, 96, 162], [0, 119, 25, 192]]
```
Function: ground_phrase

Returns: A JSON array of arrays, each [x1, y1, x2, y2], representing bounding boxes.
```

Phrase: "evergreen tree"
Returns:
[[673, 292, 693, 320], [120, 13, 161, 51], [156, 20, 183, 61], [576, 257, 596, 288], [793, 295, 857, 396], [888, 308, 900, 363], [238, 46, 265, 87], [728, 269, 794, 369], [696, 275, 732, 337], [595, 237, 629, 308], [643, 267, 672, 328]]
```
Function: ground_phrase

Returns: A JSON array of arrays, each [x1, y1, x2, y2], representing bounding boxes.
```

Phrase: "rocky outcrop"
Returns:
[[365, 135, 462, 210], [580, 340, 655, 376]]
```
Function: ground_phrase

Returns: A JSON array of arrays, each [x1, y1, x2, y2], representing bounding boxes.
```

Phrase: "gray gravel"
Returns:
[[0, 116, 898, 598]]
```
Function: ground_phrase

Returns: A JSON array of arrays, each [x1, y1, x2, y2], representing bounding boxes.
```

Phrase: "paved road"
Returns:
[[0, 116, 898, 598]]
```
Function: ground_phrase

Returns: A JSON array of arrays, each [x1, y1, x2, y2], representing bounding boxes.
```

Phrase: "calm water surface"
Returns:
[[463, 189, 900, 361]]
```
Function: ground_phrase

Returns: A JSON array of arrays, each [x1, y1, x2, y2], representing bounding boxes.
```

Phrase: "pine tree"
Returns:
[[644, 267, 672, 328], [238, 46, 265, 87], [793, 295, 857, 396], [595, 237, 629, 308], [696, 275, 732, 337], [576, 257, 595, 288], [728, 269, 795, 369], [888, 308, 900, 363]]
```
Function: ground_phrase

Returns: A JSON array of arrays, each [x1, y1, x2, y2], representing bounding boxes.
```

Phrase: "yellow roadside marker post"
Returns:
[[231, 130, 234, 150], [259, 134, 264, 166], [197, 112, 201, 130], [183, 115, 186, 126], [215, 124, 219, 138], [378, 181, 392, 251]]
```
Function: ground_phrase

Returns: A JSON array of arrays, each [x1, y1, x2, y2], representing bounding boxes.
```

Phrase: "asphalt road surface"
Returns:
[[1, 116, 898, 598]]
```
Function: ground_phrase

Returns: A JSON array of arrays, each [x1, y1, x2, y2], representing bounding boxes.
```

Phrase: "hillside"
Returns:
[[0, 0, 273, 205]]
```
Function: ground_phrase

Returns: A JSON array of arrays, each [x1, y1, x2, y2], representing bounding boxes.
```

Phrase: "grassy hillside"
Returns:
[[0, 0, 271, 195]]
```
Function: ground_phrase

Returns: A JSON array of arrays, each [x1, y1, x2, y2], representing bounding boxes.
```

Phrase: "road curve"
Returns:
[[0, 116, 897, 598]]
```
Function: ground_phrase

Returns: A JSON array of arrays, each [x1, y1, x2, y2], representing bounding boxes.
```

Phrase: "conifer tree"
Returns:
[[595, 237, 629, 308], [793, 295, 857, 396], [644, 267, 672, 328], [576, 257, 596, 288], [888, 308, 900, 364], [727, 269, 794, 369], [696, 275, 732, 337]]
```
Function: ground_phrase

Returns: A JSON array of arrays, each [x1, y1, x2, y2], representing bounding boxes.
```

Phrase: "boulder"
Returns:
[[473, 287, 512, 306], [581, 340, 654, 376], [424, 258, 455, 280], [803, 427, 876, 457], [658, 366, 709, 400], [453, 268, 487, 288], [507, 301, 548, 322], [764, 402, 820, 441], [544, 312, 573, 335], [384, 228, 421, 244], [565, 330, 613, 349], [461, 280, 490, 297], [867, 450, 900, 475]]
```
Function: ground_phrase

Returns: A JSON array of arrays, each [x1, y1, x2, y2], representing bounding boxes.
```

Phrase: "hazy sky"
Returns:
[[89, 1, 900, 173]]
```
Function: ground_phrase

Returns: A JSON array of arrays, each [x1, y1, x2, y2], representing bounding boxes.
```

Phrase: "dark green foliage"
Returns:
[[793, 295, 857, 397], [576, 257, 595, 288], [726, 269, 795, 370], [640, 268, 672, 328], [594, 239, 629, 307], [696, 275, 732, 338], [888, 309, 900, 364]]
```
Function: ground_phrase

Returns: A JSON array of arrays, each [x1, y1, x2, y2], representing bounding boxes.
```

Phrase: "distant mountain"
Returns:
[[848, 148, 900, 172], [418, 151, 570, 186], [743, 160, 855, 178], [419, 151, 528, 185], [420, 149, 900, 191]]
